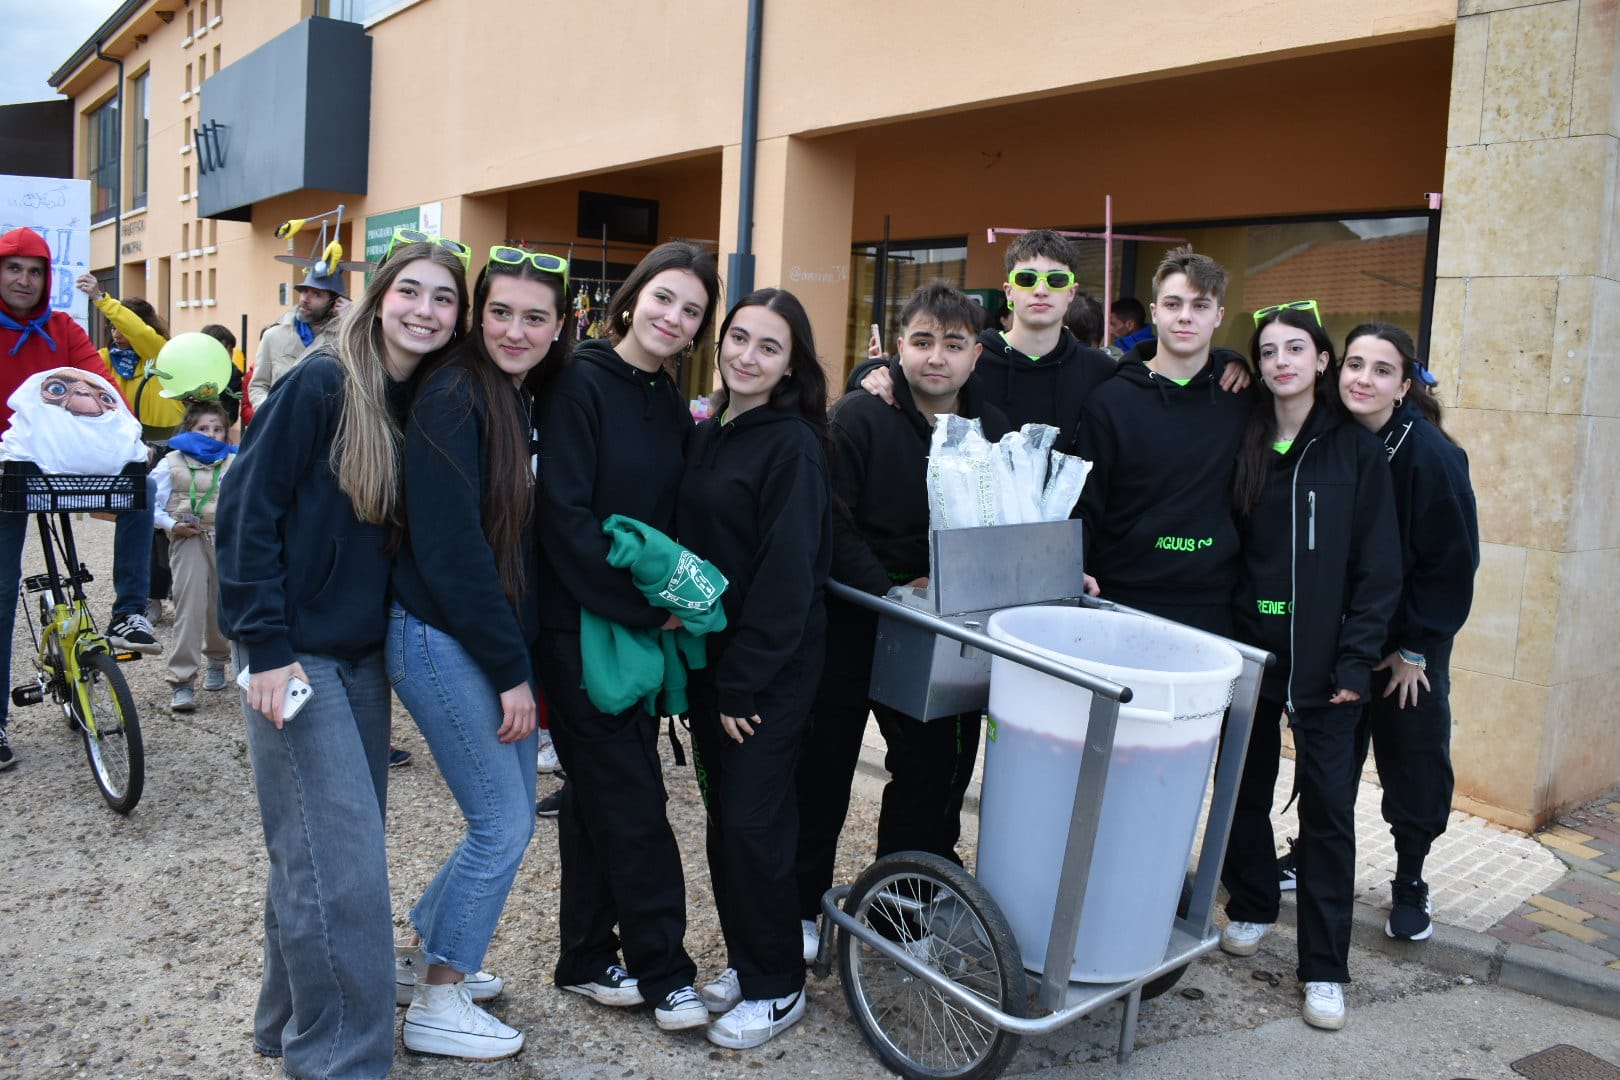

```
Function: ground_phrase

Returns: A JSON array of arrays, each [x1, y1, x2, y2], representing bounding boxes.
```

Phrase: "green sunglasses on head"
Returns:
[[489, 246, 570, 288], [385, 227, 471, 270], [1007, 268, 1077, 291], [1253, 298, 1322, 327]]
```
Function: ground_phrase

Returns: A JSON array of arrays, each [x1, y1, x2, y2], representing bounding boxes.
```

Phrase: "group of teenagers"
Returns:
[[204, 224, 1475, 1078]]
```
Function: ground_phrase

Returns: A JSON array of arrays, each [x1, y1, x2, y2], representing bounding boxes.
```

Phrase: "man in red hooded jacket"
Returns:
[[0, 227, 162, 770]]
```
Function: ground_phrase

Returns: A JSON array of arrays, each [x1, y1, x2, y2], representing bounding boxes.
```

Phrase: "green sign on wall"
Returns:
[[363, 202, 442, 282]]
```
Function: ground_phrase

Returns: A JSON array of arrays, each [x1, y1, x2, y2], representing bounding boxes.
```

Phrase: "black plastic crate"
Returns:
[[0, 461, 147, 513]]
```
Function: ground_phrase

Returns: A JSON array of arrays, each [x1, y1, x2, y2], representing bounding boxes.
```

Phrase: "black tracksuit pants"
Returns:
[[794, 602, 981, 922], [536, 631, 696, 1004], [1222, 694, 1360, 983], [1356, 638, 1455, 872], [687, 634, 820, 1002]]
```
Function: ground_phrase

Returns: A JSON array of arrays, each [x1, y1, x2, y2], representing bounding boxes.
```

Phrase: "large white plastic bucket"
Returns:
[[978, 605, 1241, 983]]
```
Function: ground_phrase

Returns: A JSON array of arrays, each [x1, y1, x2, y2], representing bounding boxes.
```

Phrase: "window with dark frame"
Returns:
[[87, 97, 120, 224], [130, 72, 149, 210]]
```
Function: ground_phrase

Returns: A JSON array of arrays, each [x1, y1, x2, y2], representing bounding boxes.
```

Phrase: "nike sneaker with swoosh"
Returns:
[[706, 989, 806, 1049]]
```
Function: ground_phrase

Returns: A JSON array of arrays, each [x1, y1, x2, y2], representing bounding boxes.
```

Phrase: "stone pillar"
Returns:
[[719, 134, 857, 389], [1435, 0, 1620, 829]]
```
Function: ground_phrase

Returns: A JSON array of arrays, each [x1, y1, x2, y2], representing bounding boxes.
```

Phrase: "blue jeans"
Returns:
[[387, 605, 537, 975], [0, 492, 152, 729], [241, 647, 395, 1079]]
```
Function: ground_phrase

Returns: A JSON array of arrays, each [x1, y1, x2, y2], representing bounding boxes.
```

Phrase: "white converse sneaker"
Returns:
[[707, 990, 806, 1049], [802, 918, 820, 963], [1302, 981, 1347, 1030], [395, 938, 503, 1007], [403, 980, 523, 1060], [700, 967, 742, 1014], [1219, 920, 1273, 957]]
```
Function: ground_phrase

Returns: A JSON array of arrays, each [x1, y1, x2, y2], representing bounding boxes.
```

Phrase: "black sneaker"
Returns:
[[0, 725, 15, 771], [536, 788, 562, 818], [388, 745, 412, 768], [107, 612, 162, 655], [1386, 877, 1433, 941], [653, 985, 710, 1031], [1278, 837, 1298, 892], [560, 964, 642, 1007]]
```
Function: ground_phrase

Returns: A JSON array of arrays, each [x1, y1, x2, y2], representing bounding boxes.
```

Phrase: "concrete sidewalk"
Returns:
[[855, 722, 1620, 1020]]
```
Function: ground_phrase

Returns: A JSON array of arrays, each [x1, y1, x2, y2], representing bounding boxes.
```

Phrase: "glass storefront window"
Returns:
[[1115, 215, 1435, 356], [845, 239, 967, 379]]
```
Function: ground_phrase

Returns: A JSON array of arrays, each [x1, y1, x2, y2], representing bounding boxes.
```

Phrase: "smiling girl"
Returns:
[[1219, 306, 1400, 1033], [1338, 323, 1478, 944], [386, 248, 571, 1059], [677, 289, 831, 1049], [535, 241, 721, 1033], [217, 239, 468, 1077]]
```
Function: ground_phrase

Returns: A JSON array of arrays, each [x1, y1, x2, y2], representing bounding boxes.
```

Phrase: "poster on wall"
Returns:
[[363, 202, 443, 284], [0, 174, 93, 331]]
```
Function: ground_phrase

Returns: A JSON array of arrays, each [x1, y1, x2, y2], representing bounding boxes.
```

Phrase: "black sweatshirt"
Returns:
[[1233, 402, 1403, 707], [391, 358, 540, 692], [847, 328, 1114, 454], [1377, 400, 1479, 657], [536, 339, 692, 633], [216, 352, 412, 673], [1076, 343, 1252, 607], [676, 405, 831, 718], [829, 357, 1011, 594]]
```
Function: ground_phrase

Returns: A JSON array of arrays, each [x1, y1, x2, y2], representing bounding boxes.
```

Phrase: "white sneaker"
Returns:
[[1302, 981, 1347, 1030], [699, 967, 742, 1014], [653, 985, 710, 1031], [537, 730, 562, 774], [707, 990, 806, 1049], [802, 918, 820, 963], [1219, 920, 1273, 957], [395, 938, 503, 1007], [402, 980, 523, 1060]]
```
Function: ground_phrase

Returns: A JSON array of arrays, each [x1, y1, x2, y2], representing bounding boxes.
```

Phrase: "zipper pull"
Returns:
[[1307, 491, 1317, 551]]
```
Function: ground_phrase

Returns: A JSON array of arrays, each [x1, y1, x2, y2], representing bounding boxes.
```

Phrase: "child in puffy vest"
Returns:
[[155, 401, 236, 712]]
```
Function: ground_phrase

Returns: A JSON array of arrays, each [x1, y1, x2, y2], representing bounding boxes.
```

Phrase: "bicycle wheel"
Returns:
[[839, 852, 1024, 1080], [1139, 875, 1195, 1001], [73, 650, 144, 814]]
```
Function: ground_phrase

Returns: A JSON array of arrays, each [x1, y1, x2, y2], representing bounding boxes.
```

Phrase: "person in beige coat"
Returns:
[[247, 268, 348, 411]]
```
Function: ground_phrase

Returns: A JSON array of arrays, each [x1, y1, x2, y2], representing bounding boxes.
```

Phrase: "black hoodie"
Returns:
[[829, 357, 1011, 594], [676, 406, 831, 718], [536, 338, 693, 633], [1233, 401, 1402, 707], [1377, 400, 1479, 658], [1076, 342, 1252, 607], [847, 329, 1113, 454]]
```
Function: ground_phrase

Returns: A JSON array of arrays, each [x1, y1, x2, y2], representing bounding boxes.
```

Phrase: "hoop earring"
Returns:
[[1393, 396, 1404, 408], [620, 310, 631, 326]]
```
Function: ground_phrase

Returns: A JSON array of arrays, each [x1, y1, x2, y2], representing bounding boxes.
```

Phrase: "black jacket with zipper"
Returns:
[[828, 357, 1012, 594], [1377, 400, 1479, 658], [1233, 402, 1402, 707], [847, 329, 1113, 454], [1075, 343, 1252, 607], [676, 406, 831, 718], [536, 339, 693, 633]]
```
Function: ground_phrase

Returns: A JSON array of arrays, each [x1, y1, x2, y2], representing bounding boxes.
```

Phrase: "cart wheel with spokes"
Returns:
[[838, 852, 1024, 1080]]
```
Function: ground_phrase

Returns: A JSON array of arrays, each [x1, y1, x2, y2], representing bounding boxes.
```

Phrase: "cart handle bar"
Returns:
[[826, 580, 1133, 704]]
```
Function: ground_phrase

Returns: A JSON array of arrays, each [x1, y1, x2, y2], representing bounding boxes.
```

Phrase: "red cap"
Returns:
[[0, 228, 51, 262]]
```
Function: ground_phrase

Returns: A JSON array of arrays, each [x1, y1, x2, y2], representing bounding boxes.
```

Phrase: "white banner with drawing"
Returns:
[[0, 174, 93, 331]]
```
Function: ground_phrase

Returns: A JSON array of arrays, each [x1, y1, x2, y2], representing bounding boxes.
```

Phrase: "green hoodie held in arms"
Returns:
[[578, 514, 730, 717]]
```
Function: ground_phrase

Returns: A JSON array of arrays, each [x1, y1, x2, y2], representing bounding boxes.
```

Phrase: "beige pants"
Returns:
[[166, 530, 228, 687]]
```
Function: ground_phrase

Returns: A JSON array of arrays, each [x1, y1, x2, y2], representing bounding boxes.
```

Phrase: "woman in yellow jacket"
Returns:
[[75, 274, 187, 442]]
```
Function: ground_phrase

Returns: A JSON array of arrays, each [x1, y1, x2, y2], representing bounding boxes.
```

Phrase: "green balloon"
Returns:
[[153, 332, 233, 400]]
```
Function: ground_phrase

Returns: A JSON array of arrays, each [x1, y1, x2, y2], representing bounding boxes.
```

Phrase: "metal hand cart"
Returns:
[[815, 520, 1272, 1080]]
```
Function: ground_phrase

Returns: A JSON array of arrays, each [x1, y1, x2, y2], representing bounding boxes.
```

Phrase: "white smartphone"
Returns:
[[236, 667, 315, 721]]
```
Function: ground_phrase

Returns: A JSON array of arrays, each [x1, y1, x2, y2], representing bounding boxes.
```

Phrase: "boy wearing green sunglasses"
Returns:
[[853, 228, 1114, 455]]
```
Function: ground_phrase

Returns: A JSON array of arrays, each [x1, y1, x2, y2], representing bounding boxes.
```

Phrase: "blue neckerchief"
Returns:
[[168, 431, 236, 464], [295, 319, 315, 347], [0, 308, 57, 356], [108, 345, 139, 378]]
